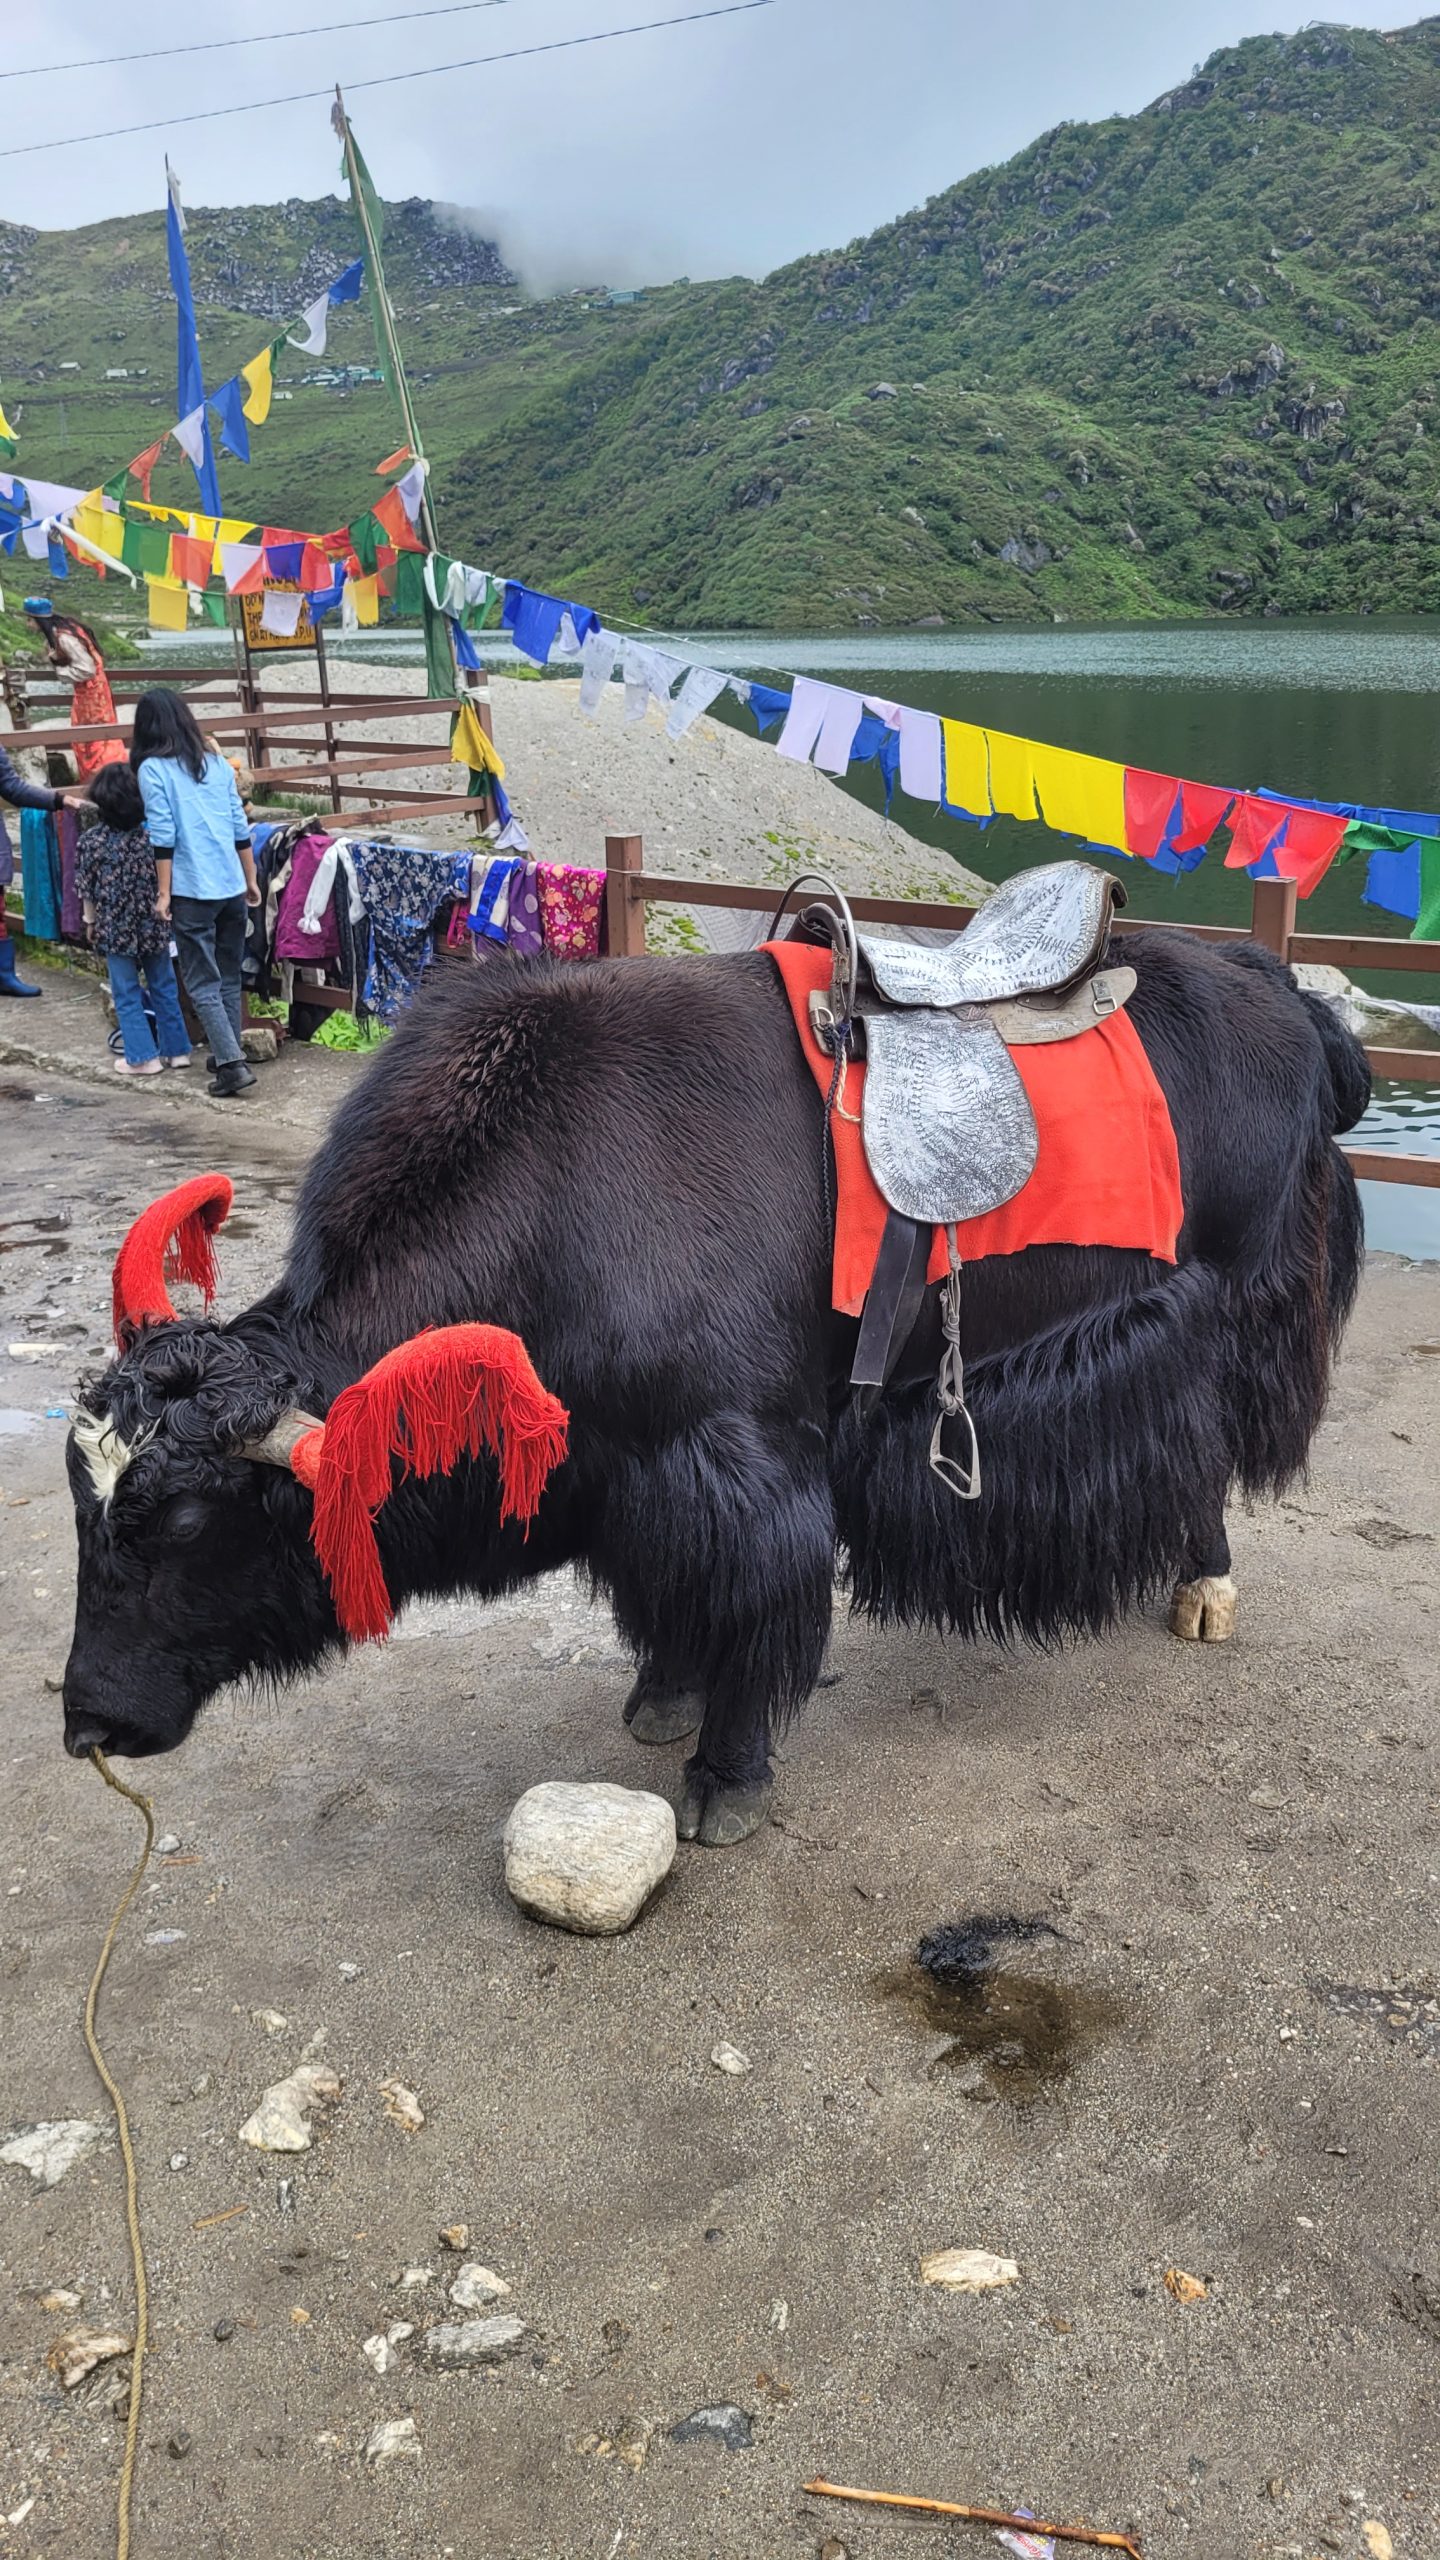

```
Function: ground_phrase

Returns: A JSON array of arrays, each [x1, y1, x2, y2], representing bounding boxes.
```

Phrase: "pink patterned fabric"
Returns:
[[275, 832, 338, 962], [537, 861, 605, 960]]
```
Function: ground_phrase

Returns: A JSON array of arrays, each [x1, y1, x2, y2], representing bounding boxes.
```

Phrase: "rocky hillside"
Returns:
[[4, 17, 1440, 626]]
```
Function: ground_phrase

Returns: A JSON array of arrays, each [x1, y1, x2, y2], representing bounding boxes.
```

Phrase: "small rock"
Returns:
[[711, 2043, 751, 2077], [1362, 2527, 1394, 2560], [143, 1929, 187, 1947], [1, 2121, 106, 2188], [276, 2179, 294, 2216], [502, 1781, 676, 1935], [379, 2078, 424, 2134], [190, 2074, 212, 2098], [448, 2263, 511, 2311], [167, 2431, 192, 2459], [387, 2321, 415, 2346], [952, 2061, 999, 2103], [397, 2265, 434, 2291], [46, 2328, 131, 2390], [213, 2318, 236, 2342], [38, 2287, 82, 2313], [1163, 2267, 1209, 2304], [168, 2152, 188, 2172], [669, 2403, 754, 2451], [920, 2247, 1019, 2293], [438, 2223, 469, 2252], [615, 2415, 654, 2471], [337, 1962, 360, 1980], [419, 2314, 527, 2371], [820, 2541, 850, 2560], [769, 2298, 789, 2333], [364, 2415, 420, 2465], [251, 2009, 289, 2035], [154, 1834, 181, 1856], [8, 1342, 65, 1362], [238, 2063, 342, 2153], [362, 2332, 397, 2375], [290, 2306, 311, 2326]]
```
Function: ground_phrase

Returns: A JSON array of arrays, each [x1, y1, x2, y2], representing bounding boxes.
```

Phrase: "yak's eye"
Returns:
[[164, 1497, 210, 1544]]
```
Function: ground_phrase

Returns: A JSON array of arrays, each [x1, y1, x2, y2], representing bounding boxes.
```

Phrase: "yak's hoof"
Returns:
[[622, 1679, 703, 1746], [1170, 1573, 1239, 1643], [675, 1768, 773, 1847]]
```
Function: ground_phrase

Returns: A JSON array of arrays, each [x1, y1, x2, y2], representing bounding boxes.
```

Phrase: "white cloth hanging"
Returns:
[[666, 665, 728, 739], [578, 627, 621, 715], [776, 675, 865, 775], [897, 707, 943, 803], [259, 589, 304, 638]]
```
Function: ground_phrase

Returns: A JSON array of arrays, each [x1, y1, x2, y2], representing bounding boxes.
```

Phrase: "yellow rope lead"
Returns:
[[86, 1748, 155, 2560]]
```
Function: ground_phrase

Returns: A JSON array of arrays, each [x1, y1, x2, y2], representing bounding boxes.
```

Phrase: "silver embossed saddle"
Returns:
[[774, 860, 1134, 1498]]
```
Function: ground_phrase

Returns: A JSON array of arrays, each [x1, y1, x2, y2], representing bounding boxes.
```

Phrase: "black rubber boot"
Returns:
[[0, 939, 41, 997], [208, 1058, 256, 1097]]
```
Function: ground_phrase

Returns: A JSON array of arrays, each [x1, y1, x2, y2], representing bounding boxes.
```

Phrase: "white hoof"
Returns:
[[1169, 1573, 1238, 1643]]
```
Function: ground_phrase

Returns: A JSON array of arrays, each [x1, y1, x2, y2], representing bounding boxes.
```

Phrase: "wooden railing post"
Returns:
[[605, 833, 646, 957], [1250, 874, 1297, 960]]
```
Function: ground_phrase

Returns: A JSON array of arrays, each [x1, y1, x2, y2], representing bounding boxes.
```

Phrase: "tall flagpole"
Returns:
[[331, 86, 494, 738], [332, 89, 438, 556]]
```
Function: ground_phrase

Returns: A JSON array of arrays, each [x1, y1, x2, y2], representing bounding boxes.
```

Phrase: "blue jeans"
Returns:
[[171, 893, 247, 1068], [107, 947, 191, 1067]]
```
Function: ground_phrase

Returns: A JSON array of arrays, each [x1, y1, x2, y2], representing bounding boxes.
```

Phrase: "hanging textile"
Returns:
[[940, 719, 992, 822], [211, 378, 251, 466], [1223, 795, 1291, 871], [1171, 780, 1237, 854], [240, 346, 275, 426], [349, 840, 473, 1022], [350, 573, 380, 627], [260, 589, 305, 639], [220, 541, 265, 594], [372, 481, 426, 553], [578, 628, 621, 715], [775, 677, 864, 776], [537, 863, 606, 959], [1122, 768, 1181, 860], [146, 575, 189, 631], [450, 699, 505, 780], [19, 809, 60, 940], [984, 729, 1039, 823], [1028, 743, 1128, 852], [896, 707, 942, 803], [171, 532, 214, 588], [502, 581, 600, 667]]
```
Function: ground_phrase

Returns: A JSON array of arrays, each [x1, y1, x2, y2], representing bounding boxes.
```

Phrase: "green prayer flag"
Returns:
[[120, 517, 171, 575], [422, 592, 454, 702], [393, 550, 427, 617], [346, 131, 394, 394], [349, 511, 382, 575], [1416, 840, 1440, 941], [200, 592, 228, 627], [101, 468, 129, 506]]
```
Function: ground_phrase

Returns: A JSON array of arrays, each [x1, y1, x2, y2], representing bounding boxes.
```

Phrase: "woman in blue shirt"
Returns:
[[132, 688, 261, 1098]]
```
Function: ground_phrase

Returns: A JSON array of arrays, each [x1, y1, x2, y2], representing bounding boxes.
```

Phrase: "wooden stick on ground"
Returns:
[[803, 2478, 1144, 2559]]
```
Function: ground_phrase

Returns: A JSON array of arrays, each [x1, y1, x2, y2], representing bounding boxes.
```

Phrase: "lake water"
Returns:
[[148, 617, 1440, 1253]]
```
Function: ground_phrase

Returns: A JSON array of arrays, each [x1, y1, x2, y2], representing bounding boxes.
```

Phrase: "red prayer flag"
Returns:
[[299, 543, 333, 591], [1172, 780, 1238, 854], [171, 533, 214, 588], [129, 438, 166, 502], [371, 481, 425, 552], [1271, 804, 1350, 897], [375, 444, 414, 474], [1224, 794, 1290, 870], [1122, 767, 1181, 860]]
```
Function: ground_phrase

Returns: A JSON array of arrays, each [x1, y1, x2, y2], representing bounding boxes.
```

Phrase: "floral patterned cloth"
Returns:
[[349, 840, 472, 1022], [75, 822, 169, 957], [505, 860, 544, 957], [537, 862, 606, 959]]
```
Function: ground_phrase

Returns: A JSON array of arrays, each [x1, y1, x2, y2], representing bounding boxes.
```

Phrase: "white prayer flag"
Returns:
[[288, 292, 330, 358], [259, 588, 304, 638], [393, 458, 428, 523], [172, 405, 207, 472], [220, 541, 263, 593]]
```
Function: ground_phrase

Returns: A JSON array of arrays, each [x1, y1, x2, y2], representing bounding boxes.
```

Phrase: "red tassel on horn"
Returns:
[[297, 1323, 570, 1645], [111, 1174, 235, 1343]]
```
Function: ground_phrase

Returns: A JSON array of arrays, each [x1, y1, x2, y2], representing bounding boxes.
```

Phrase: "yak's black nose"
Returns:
[[63, 1714, 113, 1759]]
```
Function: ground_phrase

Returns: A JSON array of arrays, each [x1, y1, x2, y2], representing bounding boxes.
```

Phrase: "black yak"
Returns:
[[61, 927, 1368, 1845]]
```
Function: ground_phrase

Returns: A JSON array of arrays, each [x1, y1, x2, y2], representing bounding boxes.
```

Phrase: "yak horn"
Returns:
[[240, 1411, 326, 1469], [112, 1174, 234, 1343]]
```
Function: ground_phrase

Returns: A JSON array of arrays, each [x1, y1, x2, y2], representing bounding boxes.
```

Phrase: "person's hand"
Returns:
[[245, 884, 263, 909], [155, 895, 171, 922], [61, 790, 94, 812]]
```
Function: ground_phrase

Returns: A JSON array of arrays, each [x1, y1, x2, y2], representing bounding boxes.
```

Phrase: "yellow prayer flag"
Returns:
[[450, 698, 505, 781], [940, 719, 991, 819], [146, 575, 189, 633], [72, 501, 108, 554], [351, 573, 380, 627], [984, 728, 1039, 823], [1028, 743, 1128, 852], [0, 400, 17, 449], [214, 517, 258, 547], [240, 347, 274, 427]]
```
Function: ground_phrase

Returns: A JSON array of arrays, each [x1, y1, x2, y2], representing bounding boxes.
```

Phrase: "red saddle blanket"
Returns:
[[764, 942, 1184, 1315]]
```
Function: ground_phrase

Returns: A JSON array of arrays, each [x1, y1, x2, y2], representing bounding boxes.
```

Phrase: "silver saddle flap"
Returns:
[[855, 859, 1120, 1010], [861, 1007, 1038, 1225]]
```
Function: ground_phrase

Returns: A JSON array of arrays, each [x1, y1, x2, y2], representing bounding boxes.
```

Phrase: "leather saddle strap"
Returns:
[[849, 1208, 933, 1406]]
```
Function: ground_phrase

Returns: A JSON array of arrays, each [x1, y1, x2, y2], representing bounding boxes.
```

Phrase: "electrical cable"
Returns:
[[2, 0, 527, 84], [0, 0, 777, 159]]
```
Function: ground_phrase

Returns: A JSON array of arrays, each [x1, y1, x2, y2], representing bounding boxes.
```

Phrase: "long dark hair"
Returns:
[[130, 687, 209, 786], [39, 610, 101, 662]]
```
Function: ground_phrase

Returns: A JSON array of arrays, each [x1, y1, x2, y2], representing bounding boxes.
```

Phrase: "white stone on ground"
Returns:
[[238, 2062, 342, 2152], [448, 2263, 511, 2310], [0, 2121, 106, 2187], [419, 2314, 526, 2370], [502, 1780, 676, 1935]]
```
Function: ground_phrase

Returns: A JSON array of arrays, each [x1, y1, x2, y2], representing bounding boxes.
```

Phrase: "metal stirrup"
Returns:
[[929, 1231, 982, 1501]]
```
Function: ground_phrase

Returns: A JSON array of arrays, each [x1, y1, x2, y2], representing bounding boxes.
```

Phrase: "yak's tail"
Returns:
[[833, 1261, 1233, 1647]]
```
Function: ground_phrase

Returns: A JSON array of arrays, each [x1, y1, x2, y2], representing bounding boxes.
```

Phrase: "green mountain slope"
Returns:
[[5, 17, 1440, 627]]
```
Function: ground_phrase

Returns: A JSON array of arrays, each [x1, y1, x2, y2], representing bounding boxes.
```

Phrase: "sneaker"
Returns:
[[113, 1056, 162, 1078], [162, 1053, 192, 1069], [208, 1060, 257, 1098]]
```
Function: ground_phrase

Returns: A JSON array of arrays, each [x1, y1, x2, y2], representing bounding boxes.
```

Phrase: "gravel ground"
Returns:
[[251, 659, 993, 930], [0, 1059, 1437, 2560]]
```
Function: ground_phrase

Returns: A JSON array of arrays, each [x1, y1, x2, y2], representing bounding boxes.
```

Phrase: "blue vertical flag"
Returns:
[[165, 161, 222, 516]]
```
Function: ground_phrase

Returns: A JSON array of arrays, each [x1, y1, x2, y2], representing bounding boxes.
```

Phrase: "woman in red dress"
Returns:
[[25, 599, 127, 781]]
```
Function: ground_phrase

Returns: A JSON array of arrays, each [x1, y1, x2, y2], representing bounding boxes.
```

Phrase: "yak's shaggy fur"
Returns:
[[64, 929, 1367, 1840]]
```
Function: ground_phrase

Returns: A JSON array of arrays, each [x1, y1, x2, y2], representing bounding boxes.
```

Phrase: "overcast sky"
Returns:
[[1, 0, 1425, 289]]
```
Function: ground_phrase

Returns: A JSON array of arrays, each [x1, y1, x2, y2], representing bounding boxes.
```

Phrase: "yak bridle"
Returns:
[[106, 1177, 570, 1646]]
